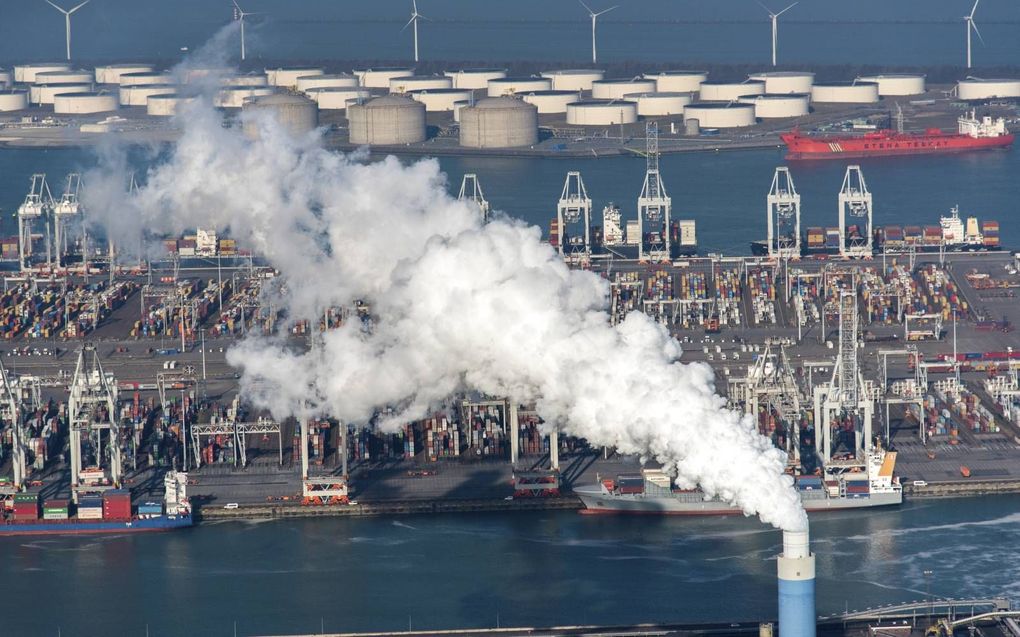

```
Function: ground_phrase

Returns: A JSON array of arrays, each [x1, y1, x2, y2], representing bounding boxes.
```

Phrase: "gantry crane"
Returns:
[[68, 342, 121, 503], [730, 338, 805, 464], [457, 173, 490, 223], [17, 174, 54, 270], [557, 171, 592, 264], [766, 167, 801, 259], [53, 173, 82, 268], [637, 121, 671, 262], [838, 165, 874, 259]]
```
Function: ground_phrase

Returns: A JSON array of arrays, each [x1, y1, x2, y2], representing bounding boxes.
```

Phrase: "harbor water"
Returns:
[[1, 496, 1019, 637]]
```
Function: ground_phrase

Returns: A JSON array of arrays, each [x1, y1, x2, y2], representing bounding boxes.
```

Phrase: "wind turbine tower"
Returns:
[[963, 0, 983, 69], [757, 1, 797, 67], [232, 1, 253, 61], [579, 1, 618, 65], [44, 0, 90, 61], [403, 0, 427, 63]]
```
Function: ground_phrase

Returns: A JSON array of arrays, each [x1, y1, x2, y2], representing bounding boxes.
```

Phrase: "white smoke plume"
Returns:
[[85, 85, 806, 532]]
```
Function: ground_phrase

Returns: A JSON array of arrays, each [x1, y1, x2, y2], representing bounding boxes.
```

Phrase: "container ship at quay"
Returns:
[[0, 471, 192, 536], [575, 450, 902, 515], [781, 111, 1014, 160]]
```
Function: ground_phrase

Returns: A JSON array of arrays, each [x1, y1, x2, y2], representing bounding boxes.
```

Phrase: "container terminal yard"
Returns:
[[2, 146, 1020, 532]]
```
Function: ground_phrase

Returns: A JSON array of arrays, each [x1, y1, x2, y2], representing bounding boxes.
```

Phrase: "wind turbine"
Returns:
[[757, 1, 797, 68], [579, 1, 617, 65], [402, 0, 427, 63], [232, 0, 253, 61], [44, 0, 90, 62], [963, 0, 983, 69]]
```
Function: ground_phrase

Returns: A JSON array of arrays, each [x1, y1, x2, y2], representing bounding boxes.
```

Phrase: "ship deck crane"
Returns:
[[767, 167, 801, 260], [457, 173, 490, 223], [637, 121, 671, 263], [838, 165, 874, 259], [68, 342, 121, 503], [17, 174, 54, 271], [557, 171, 592, 265]]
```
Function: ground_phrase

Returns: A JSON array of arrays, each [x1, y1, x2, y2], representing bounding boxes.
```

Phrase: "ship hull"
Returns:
[[0, 514, 193, 536], [575, 486, 901, 515], [782, 132, 1014, 160]]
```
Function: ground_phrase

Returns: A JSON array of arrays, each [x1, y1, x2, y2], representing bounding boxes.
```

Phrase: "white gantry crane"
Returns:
[[0, 359, 26, 490], [17, 174, 54, 271], [188, 395, 281, 469], [53, 172, 82, 269], [557, 171, 593, 264], [637, 121, 671, 262], [68, 342, 121, 503], [729, 337, 804, 464], [813, 292, 877, 465], [457, 173, 490, 223], [838, 165, 873, 258], [767, 166, 801, 259]]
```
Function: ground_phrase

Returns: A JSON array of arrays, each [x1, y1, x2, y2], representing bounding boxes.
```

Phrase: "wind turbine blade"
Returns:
[[969, 0, 980, 19], [412, 0, 418, 13], [971, 20, 985, 46], [755, 0, 774, 16], [578, 0, 595, 16], [401, 16, 415, 31], [69, 0, 89, 13], [775, 1, 797, 16], [44, 0, 68, 14], [232, 0, 242, 11], [595, 5, 618, 17]]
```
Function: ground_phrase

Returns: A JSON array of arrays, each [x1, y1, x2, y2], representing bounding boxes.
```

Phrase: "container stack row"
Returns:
[[748, 267, 776, 325], [713, 268, 742, 327]]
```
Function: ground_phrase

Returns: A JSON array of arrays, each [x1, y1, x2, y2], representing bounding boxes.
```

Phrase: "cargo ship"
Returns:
[[0, 471, 192, 536], [782, 111, 1014, 160], [576, 450, 902, 515]]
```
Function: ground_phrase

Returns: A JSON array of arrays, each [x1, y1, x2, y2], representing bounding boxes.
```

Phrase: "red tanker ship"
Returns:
[[782, 111, 1013, 160]]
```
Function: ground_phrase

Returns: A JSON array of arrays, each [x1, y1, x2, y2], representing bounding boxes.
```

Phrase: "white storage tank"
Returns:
[[747, 71, 815, 94], [14, 63, 71, 83], [698, 80, 765, 101], [566, 100, 638, 125], [459, 97, 539, 148], [119, 83, 176, 106], [146, 93, 194, 117], [94, 64, 154, 84], [409, 88, 474, 111], [0, 89, 29, 111], [750, 94, 810, 118], [348, 95, 427, 145], [34, 70, 94, 85], [119, 72, 173, 86], [243, 93, 319, 138], [265, 67, 324, 89], [0, 69, 12, 87], [182, 67, 231, 84], [644, 71, 708, 93], [856, 74, 925, 96], [389, 75, 453, 94], [30, 83, 93, 105], [53, 91, 118, 114], [216, 85, 275, 109], [623, 92, 692, 116], [444, 68, 507, 89], [296, 74, 359, 93], [521, 90, 578, 114], [487, 76, 553, 97], [810, 81, 880, 104], [221, 73, 269, 87], [684, 102, 756, 128], [957, 78, 1020, 101], [540, 69, 605, 91], [591, 78, 657, 100], [309, 87, 371, 110], [354, 67, 415, 88], [453, 100, 470, 123]]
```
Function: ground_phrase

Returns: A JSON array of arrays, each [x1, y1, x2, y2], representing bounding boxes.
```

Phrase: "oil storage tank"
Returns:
[[216, 86, 275, 109], [30, 83, 93, 105], [243, 93, 318, 138], [444, 68, 506, 89], [624, 92, 692, 116], [118, 72, 172, 86], [0, 69, 12, 86], [698, 80, 765, 101], [0, 89, 29, 111], [459, 97, 538, 148], [591, 78, 656, 100], [94, 64, 154, 84], [684, 102, 755, 128], [856, 74, 925, 96], [810, 81, 879, 104], [748, 71, 814, 94], [34, 70, 94, 85], [14, 63, 71, 83], [957, 78, 1020, 101], [389, 75, 453, 94], [521, 90, 577, 114], [540, 69, 605, 91], [266, 67, 324, 89], [296, 74, 359, 94], [410, 88, 473, 111], [355, 67, 415, 88], [119, 83, 176, 106], [748, 94, 810, 118], [222, 73, 269, 87], [644, 71, 707, 93], [147, 94, 193, 116], [348, 95, 426, 145], [487, 76, 552, 97], [309, 87, 371, 110], [566, 100, 638, 125], [53, 92, 118, 114]]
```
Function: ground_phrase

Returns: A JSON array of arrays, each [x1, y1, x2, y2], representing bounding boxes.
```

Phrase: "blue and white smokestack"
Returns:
[[778, 524, 816, 637]]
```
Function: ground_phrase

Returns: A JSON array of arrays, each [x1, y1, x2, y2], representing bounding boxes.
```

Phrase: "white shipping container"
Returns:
[[77, 507, 103, 519]]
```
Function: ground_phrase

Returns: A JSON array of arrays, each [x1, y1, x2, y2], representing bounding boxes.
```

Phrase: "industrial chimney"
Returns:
[[778, 524, 816, 637]]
